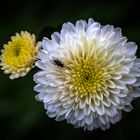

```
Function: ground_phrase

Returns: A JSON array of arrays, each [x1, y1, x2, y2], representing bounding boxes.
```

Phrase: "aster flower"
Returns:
[[34, 18, 140, 131], [0, 31, 39, 79]]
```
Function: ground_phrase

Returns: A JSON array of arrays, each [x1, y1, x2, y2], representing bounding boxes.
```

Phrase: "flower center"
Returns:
[[13, 46, 21, 57], [71, 60, 105, 96]]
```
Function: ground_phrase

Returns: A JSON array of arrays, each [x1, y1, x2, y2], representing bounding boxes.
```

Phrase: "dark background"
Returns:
[[0, 0, 140, 140]]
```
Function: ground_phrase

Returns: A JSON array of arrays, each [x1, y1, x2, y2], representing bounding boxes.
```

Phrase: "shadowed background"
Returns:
[[0, 0, 140, 140]]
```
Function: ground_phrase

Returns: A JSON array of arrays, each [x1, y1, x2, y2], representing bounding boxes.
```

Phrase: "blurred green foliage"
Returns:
[[0, 0, 140, 140]]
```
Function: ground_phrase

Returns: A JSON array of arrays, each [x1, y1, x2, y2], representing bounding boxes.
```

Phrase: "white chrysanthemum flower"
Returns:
[[34, 18, 140, 131]]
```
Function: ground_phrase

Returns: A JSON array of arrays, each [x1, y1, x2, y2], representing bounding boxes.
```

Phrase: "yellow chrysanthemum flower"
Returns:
[[0, 31, 39, 79]]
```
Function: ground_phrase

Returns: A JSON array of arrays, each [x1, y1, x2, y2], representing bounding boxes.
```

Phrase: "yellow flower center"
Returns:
[[71, 59, 105, 96], [13, 45, 21, 57]]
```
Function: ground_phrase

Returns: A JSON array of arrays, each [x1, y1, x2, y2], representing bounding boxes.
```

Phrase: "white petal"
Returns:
[[88, 18, 95, 26], [86, 26, 100, 39], [65, 109, 73, 119], [102, 90, 109, 97], [122, 61, 134, 69], [67, 97, 75, 104], [102, 97, 111, 107], [74, 109, 85, 120], [101, 25, 114, 39], [104, 58, 116, 67], [130, 67, 140, 77], [96, 103, 105, 115], [34, 71, 48, 84], [69, 116, 77, 125], [83, 105, 90, 116], [111, 74, 122, 80], [96, 92, 103, 100], [45, 86, 57, 94], [85, 96, 91, 105], [134, 58, 140, 67], [99, 116, 107, 125], [109, 113, 121, 124], [62, 22, 76, 33], [120, 37, 127, 45], [114, 27, 122, 38], [109, 95, 120, 106], [79, 97, 86, 109], [105, 107, 115, 117], [51, 32, 61, 43], [48, 112, 57, 118], [116, 65, 130, 74], [109, 88, 120, 95], [76, 20, 87, 31], [44, 92, 56, 103], [34, 84, 45, 92], [94, 97, 100, 106], [132, 78, 140, 87], [124, 42, 137, 56], [130, 88, 140, 97], [118, 88, 129, 97], [35, 92, 47, 101], [121, 76, 136, 84], [120, 98, 130, 106], [35, 61, 47, 71], [42, 38, 61, 53], [113, 80, 126, 89], [55, 115, 65, 121], [37, 50, 48, 60], [107, 80, 115, 88], [85, 113, 93, 125], [123, 105, 133, 112], [89, 100, 96, 112]]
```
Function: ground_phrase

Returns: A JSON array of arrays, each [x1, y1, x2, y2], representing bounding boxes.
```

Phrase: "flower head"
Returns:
[[0, 31, 39, 79], [34, 18, 140, 131]]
